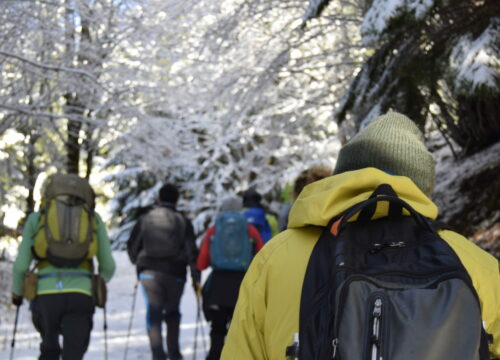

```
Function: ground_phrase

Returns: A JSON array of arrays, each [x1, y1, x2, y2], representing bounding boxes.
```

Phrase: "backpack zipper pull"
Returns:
[[332, 338, 338, 359], [371, 298, 382, 360], [389, 241, 406, 248], [370, 241, 406, 253]]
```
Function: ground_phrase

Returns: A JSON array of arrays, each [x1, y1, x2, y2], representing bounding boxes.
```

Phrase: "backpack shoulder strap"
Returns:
[[174, 210, 187, 241], [430, 219, 454, 232]]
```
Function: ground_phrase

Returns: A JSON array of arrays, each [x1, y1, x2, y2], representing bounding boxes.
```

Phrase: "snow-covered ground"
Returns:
[[0, 251, 210, 360]]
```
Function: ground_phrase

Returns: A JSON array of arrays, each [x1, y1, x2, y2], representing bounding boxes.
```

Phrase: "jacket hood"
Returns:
[[288, 167, 438, 229]]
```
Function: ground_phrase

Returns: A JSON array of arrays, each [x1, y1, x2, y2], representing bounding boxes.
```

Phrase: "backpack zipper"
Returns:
[[331, 297, 385, 360], [370, 297, 383, 360], [66, 203, 73, 244]]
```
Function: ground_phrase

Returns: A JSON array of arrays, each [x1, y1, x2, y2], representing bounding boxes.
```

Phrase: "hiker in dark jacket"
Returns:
[[127, 184, 200, 360], [12, 173, 116, 360], [197, 196, 263, 360]]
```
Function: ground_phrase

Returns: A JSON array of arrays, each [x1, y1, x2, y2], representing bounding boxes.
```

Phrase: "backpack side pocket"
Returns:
[[92, 274, 107, 308], [23, 271, 38, 301]]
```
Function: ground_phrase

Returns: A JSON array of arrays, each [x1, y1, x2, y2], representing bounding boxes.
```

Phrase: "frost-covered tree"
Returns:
[[0, 0, 176, 236], [107, 0, 366, 242], [303, 0, 500, 246]]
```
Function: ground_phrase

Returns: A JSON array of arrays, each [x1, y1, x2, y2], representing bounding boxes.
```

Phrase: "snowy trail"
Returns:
[[0, 251, 210, 360]]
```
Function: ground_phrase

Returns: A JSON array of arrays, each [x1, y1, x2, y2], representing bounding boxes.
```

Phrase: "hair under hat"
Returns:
[[333, 112, 436, 196]]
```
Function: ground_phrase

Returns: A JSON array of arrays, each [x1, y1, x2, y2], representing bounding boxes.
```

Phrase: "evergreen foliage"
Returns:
[[304, 0, 500, 155]]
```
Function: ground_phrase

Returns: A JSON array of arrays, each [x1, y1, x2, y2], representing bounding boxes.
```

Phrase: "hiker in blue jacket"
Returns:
[[241, 189, 278, 243]]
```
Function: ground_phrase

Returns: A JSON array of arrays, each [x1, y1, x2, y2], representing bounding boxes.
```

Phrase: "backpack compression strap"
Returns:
[[36, 259, 94, 271], [37, 272, 92, 279]]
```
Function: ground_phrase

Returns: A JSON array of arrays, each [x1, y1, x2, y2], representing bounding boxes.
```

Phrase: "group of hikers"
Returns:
[[9, 111, 500, 360]]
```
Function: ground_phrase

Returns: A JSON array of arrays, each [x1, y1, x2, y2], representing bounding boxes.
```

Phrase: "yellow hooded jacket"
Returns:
[[221, 168, 500, 359]]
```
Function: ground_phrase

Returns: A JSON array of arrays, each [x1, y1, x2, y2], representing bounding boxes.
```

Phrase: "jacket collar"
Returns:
[[157, 201, 176, 210], [288, 167, 438, 229]]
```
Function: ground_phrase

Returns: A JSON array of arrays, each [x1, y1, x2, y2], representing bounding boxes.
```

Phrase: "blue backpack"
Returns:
[[244, 207, 272, 243], [210, 211, 253, 271]]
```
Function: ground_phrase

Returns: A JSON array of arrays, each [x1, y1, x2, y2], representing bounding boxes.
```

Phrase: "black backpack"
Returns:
[[140, 206, 186, 260], [298, 184, 490, 360]]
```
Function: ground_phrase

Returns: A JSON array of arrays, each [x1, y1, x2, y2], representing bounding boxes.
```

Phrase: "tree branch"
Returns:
[[0, 49, 109, 91]]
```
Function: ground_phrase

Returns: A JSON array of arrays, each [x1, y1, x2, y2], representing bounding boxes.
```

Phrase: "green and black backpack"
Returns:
[[33, 173, 97, 268], [297, 184, 491, 360]]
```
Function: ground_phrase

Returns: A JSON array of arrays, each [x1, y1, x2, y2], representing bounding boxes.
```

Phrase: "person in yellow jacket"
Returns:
[[221, 112, 500, 359]]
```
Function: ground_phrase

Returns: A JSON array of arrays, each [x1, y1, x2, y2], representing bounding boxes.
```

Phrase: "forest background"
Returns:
[[0, 0, 499, 266]]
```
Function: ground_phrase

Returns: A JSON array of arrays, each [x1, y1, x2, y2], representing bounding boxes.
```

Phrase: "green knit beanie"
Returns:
[[333, 112, 436, 195]]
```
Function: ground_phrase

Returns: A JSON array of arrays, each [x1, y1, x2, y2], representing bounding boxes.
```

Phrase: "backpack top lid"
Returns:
[[44, 173, 95, 210]]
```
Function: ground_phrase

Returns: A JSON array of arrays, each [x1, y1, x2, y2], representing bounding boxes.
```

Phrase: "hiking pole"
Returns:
[[197, 295, 208, 355], [192, 310, 199, 360], [9, 305, 20, 360], [123, 280, 139, 360], [192, 284, 202, 360], [103, 306, 109, 360], [193, 290, 199, 360], [192, 285, 207, 360]]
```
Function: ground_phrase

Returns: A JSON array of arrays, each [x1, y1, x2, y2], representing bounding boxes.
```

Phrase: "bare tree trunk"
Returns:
[[64, 94, 83, 175], [63, 0, 80, 175], [25, 132, 38, 215], [84, 124, 95, 180]]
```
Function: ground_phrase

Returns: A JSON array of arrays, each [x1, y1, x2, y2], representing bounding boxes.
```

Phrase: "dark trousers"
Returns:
[[206, 307, 234, 360], [31, 293, 94, 360], [140, 270, 185, 360]]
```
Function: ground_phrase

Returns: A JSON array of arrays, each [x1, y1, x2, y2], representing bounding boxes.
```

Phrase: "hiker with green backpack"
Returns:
[[221, 112, 500, 360], [196, 196, 263, 360], [11, 173, 116, 360]]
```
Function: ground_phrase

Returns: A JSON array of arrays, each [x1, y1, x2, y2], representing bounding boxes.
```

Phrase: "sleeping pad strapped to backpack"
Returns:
[[210, 210, 252, 271], [298, 184, 490, 360], [33, 173, 97, 268]]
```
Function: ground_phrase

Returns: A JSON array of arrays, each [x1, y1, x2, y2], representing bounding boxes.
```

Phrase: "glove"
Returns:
[[12, 293, 23, 307]]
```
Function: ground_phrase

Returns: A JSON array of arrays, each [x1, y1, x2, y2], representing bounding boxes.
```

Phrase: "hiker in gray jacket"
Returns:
[[127, 184, 200, 360]]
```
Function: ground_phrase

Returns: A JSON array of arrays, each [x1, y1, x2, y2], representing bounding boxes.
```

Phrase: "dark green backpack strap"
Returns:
[[430, 219, 454, 232]]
